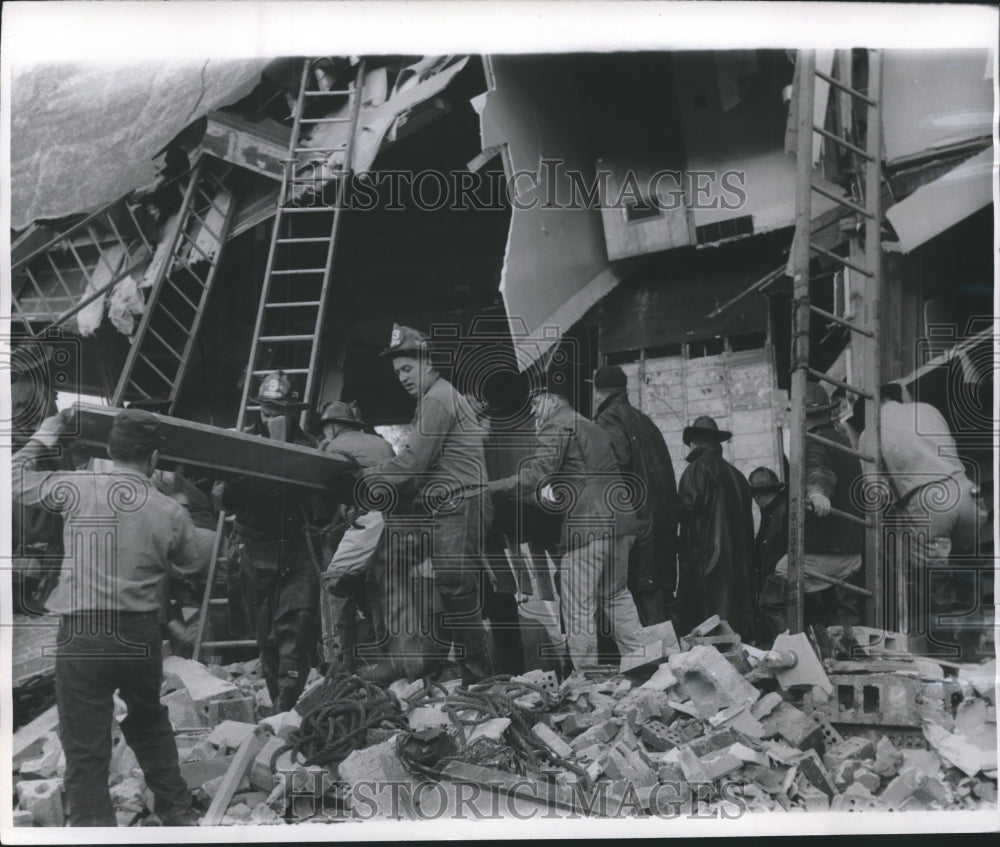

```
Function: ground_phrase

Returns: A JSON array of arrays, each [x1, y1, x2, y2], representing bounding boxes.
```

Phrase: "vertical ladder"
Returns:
[[787, 49, 885, 633], [238, 57, 367, 433], [112, 159, 237, 412], [193, 58, 366, 661]]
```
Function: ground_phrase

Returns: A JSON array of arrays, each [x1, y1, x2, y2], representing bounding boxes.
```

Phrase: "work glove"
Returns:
[[31, 408, 77, 447], [806, 491, 831, 517]]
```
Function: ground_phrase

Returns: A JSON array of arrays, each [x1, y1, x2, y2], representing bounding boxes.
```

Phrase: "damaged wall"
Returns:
[[480, 56, 615, 369]]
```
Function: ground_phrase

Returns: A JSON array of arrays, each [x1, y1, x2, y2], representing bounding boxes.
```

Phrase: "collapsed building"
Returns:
[[7, 48, 997, 825]]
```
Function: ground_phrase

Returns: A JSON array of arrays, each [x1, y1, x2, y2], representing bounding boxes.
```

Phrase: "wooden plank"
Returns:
[[70, 403, 355, 494], [200, 726, 267, 826]]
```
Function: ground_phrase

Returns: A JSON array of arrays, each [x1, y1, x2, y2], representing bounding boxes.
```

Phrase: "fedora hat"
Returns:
[[683, 415, 732, 446]]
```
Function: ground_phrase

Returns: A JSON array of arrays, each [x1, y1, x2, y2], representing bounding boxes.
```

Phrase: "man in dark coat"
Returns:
[[590, 365, 679, 626], [489, 370, 644, 669], [676, 415, 755, 639], [216, 370, 323, 712]]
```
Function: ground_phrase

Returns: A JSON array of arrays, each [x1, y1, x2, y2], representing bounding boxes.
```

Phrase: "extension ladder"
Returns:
[[194, 58, 366, 660], [787, 49, 885, 633]]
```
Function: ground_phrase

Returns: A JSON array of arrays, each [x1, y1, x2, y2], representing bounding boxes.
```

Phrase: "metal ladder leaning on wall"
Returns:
[[194, 58, 367, 660], [112, 159, 237, 412], [787, 49, 885, 634]]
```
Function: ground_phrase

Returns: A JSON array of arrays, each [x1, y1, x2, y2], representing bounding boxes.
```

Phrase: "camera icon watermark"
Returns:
[[2, 328, 82, 448]]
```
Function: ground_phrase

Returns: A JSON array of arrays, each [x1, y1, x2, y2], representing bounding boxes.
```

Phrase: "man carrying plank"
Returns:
[[12, 408, 205, 826]]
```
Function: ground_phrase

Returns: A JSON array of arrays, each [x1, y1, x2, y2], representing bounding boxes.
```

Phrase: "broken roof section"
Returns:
[[10, 59, 269, 230]]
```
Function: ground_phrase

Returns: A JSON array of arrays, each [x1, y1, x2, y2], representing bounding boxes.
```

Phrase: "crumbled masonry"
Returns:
[[11, 622, 997, 824]]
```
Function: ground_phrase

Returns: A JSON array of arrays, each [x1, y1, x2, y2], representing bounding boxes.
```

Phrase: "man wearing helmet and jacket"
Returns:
[[316, 400, 394, 674], [215, 371, 323, 712]]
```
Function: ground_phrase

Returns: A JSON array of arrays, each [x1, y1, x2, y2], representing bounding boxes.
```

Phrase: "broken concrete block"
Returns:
[[13, 706, 60, 769], [794, 749, 837, 799], [16, 779, 64, 827], [408, 705, 451, 732], [226, 803, 253, 823], [923, 722, 996, 778], [197, 772, 250, 805], [338, 737, 421, 819], [109, 737, 140, 784], [513, 669, 559, 696], [562, 708, 611, 735], [676, 747, 710, 783], [12, 810, 34, 826], [614, 688, 674, 730], [533, 722, 573, 759], [852, 767, 880, 794], [18, 732, 63, 779], [797, 782, 830, 811], [639, 665, 678, 692], [585, 760, 603, 782], [180, 755, 235, 790], [162, 655, 239, 710], [808, 673, 922, 727], [687, 728, 738, 758], [838, 781, 879, 812], [602, 747, 657, 789], [751, 691, 783, 720], [881, 766, 951, 809], [577, 744, 605, 763], [700, 749, 742, 781], [256, 688, 273, 712], [388, 678, 425, 704], [571, 719, 620, 752], [668, 645, 760, 718], [823, 736, 875, 772], [871, 735, 903, 779], [208, 696, 256, 726], [640, 720, 675, 752], [163, 687, 205, 730], [257, 709, 302, 742], [467, 717, 510, 745], [251, 735, 288, 793], [708, 704, 764, 739], [110, 776, 147, 812], [207, 720, 257, 752], [620, 621, 680, 672], [760, 702, 823, 750], [250, 801, 284, 824]]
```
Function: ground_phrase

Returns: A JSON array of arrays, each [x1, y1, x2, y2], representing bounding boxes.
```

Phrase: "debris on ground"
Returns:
[[10, 623, 997, 824]]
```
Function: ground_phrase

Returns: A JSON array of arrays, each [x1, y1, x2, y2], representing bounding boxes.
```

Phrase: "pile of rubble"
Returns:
[[11, 618, 998, 825]]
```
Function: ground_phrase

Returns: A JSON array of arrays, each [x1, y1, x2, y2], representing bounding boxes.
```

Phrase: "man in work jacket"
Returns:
[[360, 324, 495, 683], [489, 369, 644, 669], [12, 408, 205, 826], [217, 370, 322, 712], [316, 400, 394, 674], [590, 365, 680, 626]]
